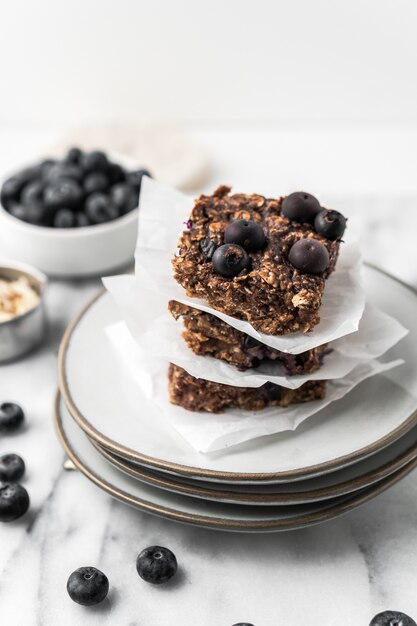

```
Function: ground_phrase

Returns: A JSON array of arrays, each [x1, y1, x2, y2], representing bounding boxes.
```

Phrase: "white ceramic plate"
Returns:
[[58, 265, 417, 484], [91, 420, 417, 505], [55, 396, 417, 532]]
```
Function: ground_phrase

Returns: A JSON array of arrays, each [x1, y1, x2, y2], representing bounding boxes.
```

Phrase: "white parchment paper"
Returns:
[[132, 177, 366, 354], [105, 321, 404, 453], [101, 179, 406, 452], [103, 274, 408, 390]]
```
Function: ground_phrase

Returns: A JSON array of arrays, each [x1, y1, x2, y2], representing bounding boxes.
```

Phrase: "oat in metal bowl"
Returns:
[[0, 262, 47, 363]]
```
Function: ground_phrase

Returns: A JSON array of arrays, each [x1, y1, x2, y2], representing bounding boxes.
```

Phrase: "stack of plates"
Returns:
[[56, 265, 417, 532]]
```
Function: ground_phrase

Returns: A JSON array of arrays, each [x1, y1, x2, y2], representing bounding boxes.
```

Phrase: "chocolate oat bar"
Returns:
[[168, 364, 326, 414], [172, 187, 347, 335], [169, 300, 328, 373]]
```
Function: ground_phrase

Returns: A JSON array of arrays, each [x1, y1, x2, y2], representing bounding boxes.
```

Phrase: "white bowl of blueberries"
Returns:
[[0, 148, 150, 277]]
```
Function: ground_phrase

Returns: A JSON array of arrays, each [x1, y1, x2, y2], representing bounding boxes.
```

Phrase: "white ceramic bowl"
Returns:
[[0, 206, 138, 278], [0, 154, 140, 278]]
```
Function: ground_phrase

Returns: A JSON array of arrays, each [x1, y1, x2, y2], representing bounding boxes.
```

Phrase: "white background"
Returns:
[[1, 0, 417, 201], [0, 0, 417, 125]]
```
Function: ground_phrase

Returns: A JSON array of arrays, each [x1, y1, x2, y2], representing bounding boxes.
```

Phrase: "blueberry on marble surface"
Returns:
[[224, 219, 266, 252], [0, 403, 25, 433], [85, 193, 119, 224], [281, 191, 321, 224], [67, 567, 109, 606], [288, 238, 329, 274], [314, 209, 347, 240], [136, 546, 178, 584], [0, 454, 25, 482], [369, 611, 417, 626], [212, 243, 250, 277], [0, 483, 30, 522]]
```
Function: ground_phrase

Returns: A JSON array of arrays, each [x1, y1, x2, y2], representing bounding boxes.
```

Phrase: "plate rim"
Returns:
[[58, 264, 417, 483], [91, 427, 417, 505], [54, 392, 417, 532]]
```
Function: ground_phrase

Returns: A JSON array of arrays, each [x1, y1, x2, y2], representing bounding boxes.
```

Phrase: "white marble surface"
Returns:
[[1, 127, 417, 626]]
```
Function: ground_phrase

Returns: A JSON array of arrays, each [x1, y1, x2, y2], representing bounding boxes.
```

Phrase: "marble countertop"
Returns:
[[1, 126, 417, 626]]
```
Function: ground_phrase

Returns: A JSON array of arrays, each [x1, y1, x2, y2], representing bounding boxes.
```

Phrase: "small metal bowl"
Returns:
[[0, 261, 48, 363]]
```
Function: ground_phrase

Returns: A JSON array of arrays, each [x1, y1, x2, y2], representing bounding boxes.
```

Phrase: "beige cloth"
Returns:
[[50, 122, 210, 191]]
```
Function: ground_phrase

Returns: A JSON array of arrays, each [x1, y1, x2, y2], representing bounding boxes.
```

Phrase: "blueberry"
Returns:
[[75, 212, 90, 227], [232, 623, 255, 626], [0, 484, 30, 522], [224, 219, 266, 252], [21, 181, 44, 206], [85, 193, 119, 224], [84, 172, 108, 194], [0, 403, 25, 432], [281, 192, 321, 224], [63, 164, 84, 182], [16, 167, 39, 184], [110, 183, 138, 214], [39, 159, 57, 176], [212, 243, 250, 278], [8, 204, 28, 221], [53, 209, 76, 228], [107, 163, 126, 184], [37, 159, 57, 181], [1, 177, 25, 209], [9, 204, 48, 226], [65, 147, 83, 164], [0, 454, 25, 482], [369, 611, 417, 626], [45, 163, 83, 183], [288, 238, 329, 274], [200, 237, 217, 260], [44, 179, 83, 210], [81, 151, 108, 173], [44, 164, 63, 182], [136, 546, 177, 584], [67, 567, 109, 606], [314, 209, 347, 241], [38, 159, 57, 176], [126, 168, 152, 190]]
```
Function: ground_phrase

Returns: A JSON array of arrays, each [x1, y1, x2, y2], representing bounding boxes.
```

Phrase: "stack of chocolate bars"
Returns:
[[168, 186, 347, 413]]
